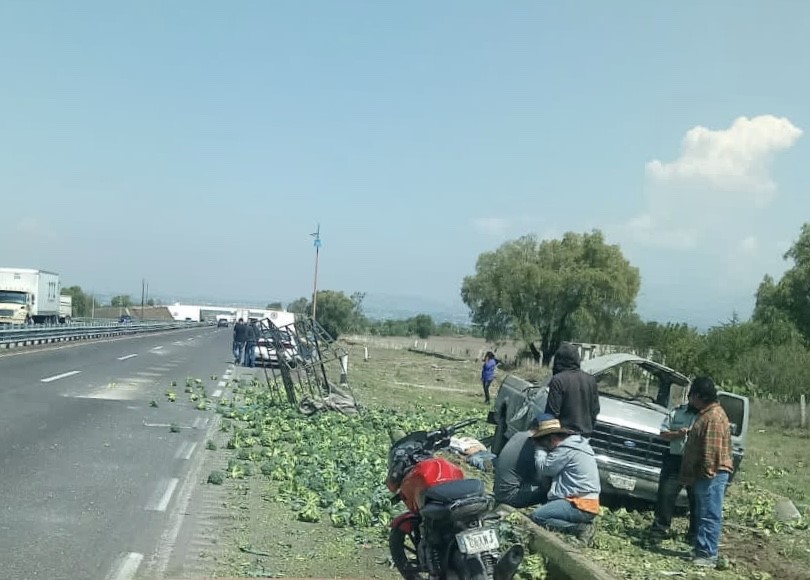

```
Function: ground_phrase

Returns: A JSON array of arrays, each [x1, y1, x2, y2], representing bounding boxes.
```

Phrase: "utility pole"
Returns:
[[141, 278, 146, 320], [310, 224, 322, 320]]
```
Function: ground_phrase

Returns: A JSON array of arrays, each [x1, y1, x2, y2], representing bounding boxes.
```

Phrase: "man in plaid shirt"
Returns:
[[679, 376, 733, 568]]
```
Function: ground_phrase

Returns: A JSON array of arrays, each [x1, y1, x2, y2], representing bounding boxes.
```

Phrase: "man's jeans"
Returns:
[[692, 471, 730, 560], [232, 341, 244, 363], [652, 454, 697, 537], [498, 477, 551, 509], [243, 342, 256, 367], [531, 499, 595, 533]]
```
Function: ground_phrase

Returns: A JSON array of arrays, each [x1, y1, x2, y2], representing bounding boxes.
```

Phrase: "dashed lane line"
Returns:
[[175, 441, 198, 461], [145, 478, 179, 512], [41, 370, 81, 383], [106, 552, 143, 580], [117, 354, 138, 361]]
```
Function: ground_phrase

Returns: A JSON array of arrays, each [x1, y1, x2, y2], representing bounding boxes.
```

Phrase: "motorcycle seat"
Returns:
[[424, 479, 486, 505]]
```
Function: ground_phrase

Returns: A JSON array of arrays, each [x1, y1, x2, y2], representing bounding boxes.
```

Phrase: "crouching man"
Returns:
[[529, 413, 601, 545], [494, 421, 551, 509]]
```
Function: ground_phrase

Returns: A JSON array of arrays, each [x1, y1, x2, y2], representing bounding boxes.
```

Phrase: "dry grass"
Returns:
[[750, 398, 807, 430]]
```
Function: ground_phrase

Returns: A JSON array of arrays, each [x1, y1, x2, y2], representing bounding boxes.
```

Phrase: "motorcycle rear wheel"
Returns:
[[389, 524, 425, 580], [450, 549, 490, 580]]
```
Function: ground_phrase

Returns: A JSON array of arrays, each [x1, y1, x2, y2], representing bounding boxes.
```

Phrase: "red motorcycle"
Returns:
[[386, 418, 524, 580]]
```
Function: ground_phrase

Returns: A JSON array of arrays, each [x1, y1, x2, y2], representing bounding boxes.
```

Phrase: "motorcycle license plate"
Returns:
[[456, 528, 500, 555]]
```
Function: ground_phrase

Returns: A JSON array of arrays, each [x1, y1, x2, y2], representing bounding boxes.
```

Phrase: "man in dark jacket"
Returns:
[[544, 343, 600, 437], [232, 318, 247, 364], [243, 319, 259, 367]]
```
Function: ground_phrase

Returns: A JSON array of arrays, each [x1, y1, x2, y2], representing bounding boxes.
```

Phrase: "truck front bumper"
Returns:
[[596, 455, 689, 507]]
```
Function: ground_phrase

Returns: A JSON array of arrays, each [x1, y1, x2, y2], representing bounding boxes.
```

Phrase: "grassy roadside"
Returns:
[[199, 342, 808, 580]]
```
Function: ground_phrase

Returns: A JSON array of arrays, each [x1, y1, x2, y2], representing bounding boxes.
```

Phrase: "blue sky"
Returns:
[[1, 1, 807, 327]]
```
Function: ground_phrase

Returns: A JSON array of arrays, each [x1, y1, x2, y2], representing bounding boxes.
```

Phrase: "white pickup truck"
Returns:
[[489, 353, 750, 505]]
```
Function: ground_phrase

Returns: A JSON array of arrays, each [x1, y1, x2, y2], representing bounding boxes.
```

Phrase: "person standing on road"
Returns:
[[243, 319, 259, 368], [481, 351, 499, 404], [650, 401, 699, 540], [529, 413, 601, 546], [493, 419, 551, 508], [544, 343, 600, 437], [679, 376, 734, 568], [232, 318, 247, 364]]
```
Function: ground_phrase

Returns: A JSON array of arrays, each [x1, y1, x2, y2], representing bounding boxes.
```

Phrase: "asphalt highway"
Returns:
[[0, 326, 235, 580]]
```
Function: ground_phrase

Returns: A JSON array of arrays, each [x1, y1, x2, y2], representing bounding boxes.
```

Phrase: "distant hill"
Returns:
[[359, 293, 470, 324]]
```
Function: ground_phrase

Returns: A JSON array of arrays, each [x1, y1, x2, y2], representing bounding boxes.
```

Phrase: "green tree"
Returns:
[[312, 290, 364, 338], [410, 314, 435, 339], [61, 286, 98, 317], [753, 223, 810, 342], [110, 295, 133, 307], [461, 230, 640, 365], [266, 302, 284, 310], [287, 297, 310, 315]]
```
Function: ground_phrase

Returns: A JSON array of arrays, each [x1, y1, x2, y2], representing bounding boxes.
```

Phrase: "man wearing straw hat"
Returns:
[[530, 413, 601, 545]]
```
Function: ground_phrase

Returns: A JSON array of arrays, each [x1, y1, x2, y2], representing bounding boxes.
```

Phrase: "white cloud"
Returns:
[[626, 213, 698, 249], [645, 115, 802, 205], [15, 218, 57, 241], [739, 235, 759, 255], [471, 217, 510, 236], [623, 114, 802, 251]]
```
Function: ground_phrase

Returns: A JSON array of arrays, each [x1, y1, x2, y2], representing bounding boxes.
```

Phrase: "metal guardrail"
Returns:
[[0, 320, 209, 349]]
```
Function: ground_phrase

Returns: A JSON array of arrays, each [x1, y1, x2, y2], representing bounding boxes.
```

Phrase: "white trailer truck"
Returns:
[[59, 294, 73, 324], [0, 268, 61, 325]]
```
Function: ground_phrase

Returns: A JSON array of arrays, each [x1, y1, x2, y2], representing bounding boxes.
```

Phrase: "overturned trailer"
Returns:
[[255, 314, 358, 414]]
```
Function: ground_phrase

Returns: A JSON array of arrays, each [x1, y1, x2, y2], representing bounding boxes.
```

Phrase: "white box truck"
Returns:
[[0, 268, 61, 325], [59, 294, 73, 324]]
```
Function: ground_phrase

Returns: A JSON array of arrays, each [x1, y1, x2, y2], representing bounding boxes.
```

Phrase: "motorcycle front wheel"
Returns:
[[389, 524, 424, 580]]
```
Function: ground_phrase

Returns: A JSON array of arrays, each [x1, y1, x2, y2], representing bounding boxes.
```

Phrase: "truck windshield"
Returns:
[[594, 363, 688, 408], [0, 291, 27, 304]]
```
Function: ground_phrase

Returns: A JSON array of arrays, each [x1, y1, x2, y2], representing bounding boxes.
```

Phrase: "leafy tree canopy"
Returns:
[[110, 295, 133, 307], [753, 222, 810, 343], [461, 230, 640, 364]]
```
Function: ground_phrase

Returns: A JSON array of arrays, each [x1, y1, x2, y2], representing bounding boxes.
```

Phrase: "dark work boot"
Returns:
[[574, 523, 595, 547]]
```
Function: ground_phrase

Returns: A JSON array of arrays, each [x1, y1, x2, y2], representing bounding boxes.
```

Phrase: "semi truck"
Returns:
[[0, 268, 61, 325]]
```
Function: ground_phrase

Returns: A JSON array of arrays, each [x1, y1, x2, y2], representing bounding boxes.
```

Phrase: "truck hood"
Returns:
[[597, 396, 666, 434]]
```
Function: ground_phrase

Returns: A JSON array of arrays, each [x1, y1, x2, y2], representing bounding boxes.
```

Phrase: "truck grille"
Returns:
[[0, 309, 15, 317], [590, 422, 669, 468]]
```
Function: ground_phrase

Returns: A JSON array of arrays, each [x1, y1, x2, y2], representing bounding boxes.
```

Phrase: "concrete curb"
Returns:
[[498, 504, 617, 580]]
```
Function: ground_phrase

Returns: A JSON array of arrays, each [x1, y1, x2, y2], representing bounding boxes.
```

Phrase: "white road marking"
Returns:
[[117, 354, 138, 361], [172, 341, 183, 346], [41, 370, 81, 383], [191, 417, 210, 429], [145, 478, 179, 512], [212, 389, 222, 398], [136, 371, 162, 377], [217, 380, 226, 387], [151, 345, 164, 351], [177, 442, 197, 460], [106, 552, 143, 580]]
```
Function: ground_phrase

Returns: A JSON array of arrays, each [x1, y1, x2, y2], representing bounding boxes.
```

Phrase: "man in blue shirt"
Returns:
[[650, 401, 698, 540]]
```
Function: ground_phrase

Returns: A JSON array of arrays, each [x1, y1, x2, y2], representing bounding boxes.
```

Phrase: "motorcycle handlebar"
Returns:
[[425, 418, 478, 448]]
